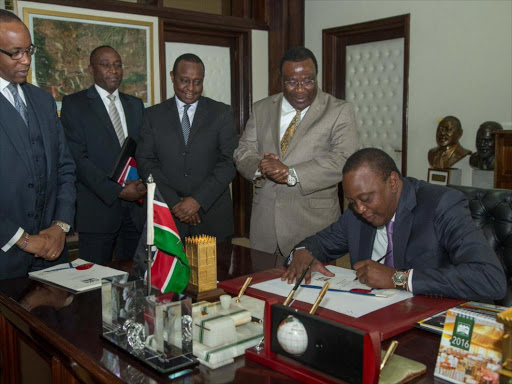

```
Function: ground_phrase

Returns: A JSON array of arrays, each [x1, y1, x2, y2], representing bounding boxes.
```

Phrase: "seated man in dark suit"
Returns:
[[61, 46, 146, 265], [136, 53, 237, 242], [0, 10, 76, 279], [283, 148, 506, 301]]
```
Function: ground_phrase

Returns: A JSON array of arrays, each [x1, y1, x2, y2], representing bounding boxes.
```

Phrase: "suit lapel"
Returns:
[[271, 94, 282, 156], [87, 86, 120, 148], [119, 93, 136, 139], [22, 84, 52, 177], [0, 89, 33, 174], [393, 179, 416, 269], [359, 221, 377, 262], [187, 97, 206, 147], [167, 97, 186, 148], [281, 90, 327, 159]]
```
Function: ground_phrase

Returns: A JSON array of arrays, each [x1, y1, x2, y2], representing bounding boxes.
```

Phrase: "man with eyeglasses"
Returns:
[[0, 10, 76, 279], [60, 46, 146, 265], [234, 46, 359, 265], [136, 53, 237, 243]]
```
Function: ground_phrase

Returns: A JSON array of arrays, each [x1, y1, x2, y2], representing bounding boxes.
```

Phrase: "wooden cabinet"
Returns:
[[495, 130, 512, 189]]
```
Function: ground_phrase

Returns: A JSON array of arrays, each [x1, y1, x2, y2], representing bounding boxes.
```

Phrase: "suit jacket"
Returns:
[[234, 90, 359, 256], [60, 86, 145, 233], [298, 177, 507, 301], [136, 96, 237, 239], [0, 83, 76, 279]]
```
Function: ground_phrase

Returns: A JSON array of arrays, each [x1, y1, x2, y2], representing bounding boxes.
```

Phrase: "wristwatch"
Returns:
[[287, 167, 297, 186], [392, 269, 408, 290], [52, 220, 70, 233]]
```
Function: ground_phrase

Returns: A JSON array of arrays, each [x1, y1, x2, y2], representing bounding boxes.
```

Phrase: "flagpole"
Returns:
[[146, 174, 155, 296]]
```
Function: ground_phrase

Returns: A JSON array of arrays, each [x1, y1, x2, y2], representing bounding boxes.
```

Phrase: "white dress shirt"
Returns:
[[0, 77, 27, 109], [279, 96, 309, 140], [95, 84, 128, 139], [175, 96, 198, 126], [371, 214, 414, 292]]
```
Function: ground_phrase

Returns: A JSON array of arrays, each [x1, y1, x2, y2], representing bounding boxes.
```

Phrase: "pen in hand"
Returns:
[[283, 257, 315, 306], [353, 250, 392, 281]]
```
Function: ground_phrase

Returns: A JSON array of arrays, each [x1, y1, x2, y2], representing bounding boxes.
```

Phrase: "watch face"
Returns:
[[393, 272, 406, 285]]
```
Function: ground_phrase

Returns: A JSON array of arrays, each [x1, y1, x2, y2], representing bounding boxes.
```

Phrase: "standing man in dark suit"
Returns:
[[0, 10, 76, 279], [283, 148, 506, 301], [61, 46, 146, 265], [136, 53, 237, 242]]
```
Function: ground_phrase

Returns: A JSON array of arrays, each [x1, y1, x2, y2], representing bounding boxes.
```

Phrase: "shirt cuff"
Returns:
[[407, 269, 414, 293], [253, 169, 262, 180], [2, 227, 25, 252]]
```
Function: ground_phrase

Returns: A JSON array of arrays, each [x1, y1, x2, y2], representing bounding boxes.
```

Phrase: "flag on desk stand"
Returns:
[[145, 179, 190, 293]]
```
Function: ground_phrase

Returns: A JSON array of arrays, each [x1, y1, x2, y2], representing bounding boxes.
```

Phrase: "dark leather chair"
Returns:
[[449, 184, 512, 306]]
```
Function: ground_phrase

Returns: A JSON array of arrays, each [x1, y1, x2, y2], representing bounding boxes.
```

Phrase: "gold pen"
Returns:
[[236, 277, 252, 303], [309, 282, 330, 315], [380, 340, 399, 371]]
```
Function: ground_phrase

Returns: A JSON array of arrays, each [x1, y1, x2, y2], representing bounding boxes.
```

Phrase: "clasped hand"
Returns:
[[20, 226, 66, 261], [172, 197, 201, 225], [258, 153, 288, 184], [119, 179, 147, 201]]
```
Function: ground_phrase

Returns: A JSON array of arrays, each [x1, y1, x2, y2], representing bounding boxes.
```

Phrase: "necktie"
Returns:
[[107, 94, 125, 145], [182, 104, 191, 145], [280, 109, 301, 156], [385, 220, 394, 267], [8, 83, 28, 126]]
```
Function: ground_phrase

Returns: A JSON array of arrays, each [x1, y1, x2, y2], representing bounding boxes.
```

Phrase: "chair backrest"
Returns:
[[449, 184, 512, 306]]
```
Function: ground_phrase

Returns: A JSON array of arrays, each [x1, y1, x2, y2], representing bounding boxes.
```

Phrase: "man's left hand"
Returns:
[[259, 153, 288, 184], [36, 225, 66, 261], [353, 260, 396, 289], [172, 197, 200, 221]]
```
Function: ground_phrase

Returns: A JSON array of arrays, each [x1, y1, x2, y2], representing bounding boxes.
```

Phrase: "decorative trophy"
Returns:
[[184, 235, 224, 301]]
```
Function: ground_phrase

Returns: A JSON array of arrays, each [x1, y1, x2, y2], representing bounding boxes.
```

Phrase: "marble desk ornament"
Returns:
[[101, 276, 198, 373]]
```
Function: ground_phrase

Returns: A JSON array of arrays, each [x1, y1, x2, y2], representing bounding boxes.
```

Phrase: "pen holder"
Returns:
[[245, 298, 381, 384]]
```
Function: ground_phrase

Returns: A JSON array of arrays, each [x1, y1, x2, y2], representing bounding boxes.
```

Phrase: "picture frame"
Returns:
[[427, 168, 450, 186], [16, 1, 161, 109]]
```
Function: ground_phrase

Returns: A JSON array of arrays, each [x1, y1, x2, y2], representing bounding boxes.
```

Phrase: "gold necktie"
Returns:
[[280, 109, 301, 156]]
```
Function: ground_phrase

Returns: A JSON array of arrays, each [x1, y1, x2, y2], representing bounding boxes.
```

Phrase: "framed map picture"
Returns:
[[16, 1, 160, 108]]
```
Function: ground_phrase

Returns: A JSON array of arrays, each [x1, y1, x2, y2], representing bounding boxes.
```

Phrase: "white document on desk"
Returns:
[[29, 258, 127, 293], [251, 265, 413, 318]]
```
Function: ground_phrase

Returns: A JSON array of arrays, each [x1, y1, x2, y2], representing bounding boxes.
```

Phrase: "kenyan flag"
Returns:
[[149, 189, 190, 293]]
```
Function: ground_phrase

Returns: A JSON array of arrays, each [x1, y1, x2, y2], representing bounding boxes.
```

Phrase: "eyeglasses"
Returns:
[[98, 62, 123, 70], [0, 44, 37, 60], [284, 79, 316, 89]]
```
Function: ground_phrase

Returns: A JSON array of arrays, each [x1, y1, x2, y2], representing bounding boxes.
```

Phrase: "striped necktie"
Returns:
[[280, 109, 301, 156], [182, 104, 191, 145], [107, 94, 125, 145], [7, 83, 28, 126]]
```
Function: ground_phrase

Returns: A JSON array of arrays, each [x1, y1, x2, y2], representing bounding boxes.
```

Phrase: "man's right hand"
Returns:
[[281, 249, 334, 284], [119, 179, 146, 201]]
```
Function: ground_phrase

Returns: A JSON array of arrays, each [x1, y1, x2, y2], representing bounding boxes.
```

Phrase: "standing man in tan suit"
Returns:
[[234, 46, 358, 264]]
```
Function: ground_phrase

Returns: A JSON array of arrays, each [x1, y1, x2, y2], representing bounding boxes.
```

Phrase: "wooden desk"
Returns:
[[0, 244, 440, 383]]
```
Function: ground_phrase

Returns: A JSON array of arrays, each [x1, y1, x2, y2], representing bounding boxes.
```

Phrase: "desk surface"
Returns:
[[0, 244, 442, 383]]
